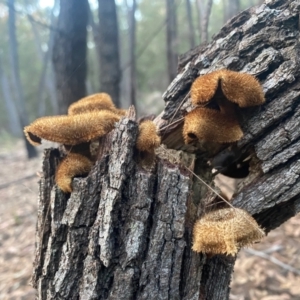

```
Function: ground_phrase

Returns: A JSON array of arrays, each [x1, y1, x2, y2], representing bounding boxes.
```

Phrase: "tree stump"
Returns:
[[32, 0, 300, 299]]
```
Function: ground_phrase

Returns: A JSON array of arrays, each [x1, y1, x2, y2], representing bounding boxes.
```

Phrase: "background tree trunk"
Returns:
[[249, 0, 255, 6], [32, 1, 300, 299], [185, 0, 196, 49], [126, 0, 137, 109], [166, 0, 178, 82], [87, 2, 105, 96], [222, 0, 229, 24], [26, 0, 59, 116], [7, 0, 37, 158], [196, 0, 213, 44], [98, 0, 121, 107], [0, 55, 22, 136], [226, 0, 241, 20], [52, 0, 88, 114]]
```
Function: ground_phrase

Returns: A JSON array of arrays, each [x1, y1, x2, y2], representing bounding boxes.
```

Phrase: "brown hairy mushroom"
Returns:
[[136, 120, 161, 152], [191, 69, 265, 107], [55, 153, 94, 193], [183, 107, 243, 144], [190, 71, 221, 106], [68, 93, 126, 116], [24, 110, 120, 146], [218, 70, 265, 107], [192, 208, 265, 255], [24, 95, 130, 194], [184, 69, 265, 144]]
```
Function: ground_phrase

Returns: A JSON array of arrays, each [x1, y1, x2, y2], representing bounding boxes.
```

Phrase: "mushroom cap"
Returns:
[[55, 152, 93, 193], [191, 69, 265, 107], [191, 71, 220, 105], [24, 110, 120, 146], [68, 93, 126, 116], [182, 107, 243, 144], [136, 120, 161, 152], [192, 208, 265, 255]]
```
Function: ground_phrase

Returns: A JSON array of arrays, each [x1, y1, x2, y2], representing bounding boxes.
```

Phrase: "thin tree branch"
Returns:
[[0, 174, 36, 190], [245, 248, 300, 276]]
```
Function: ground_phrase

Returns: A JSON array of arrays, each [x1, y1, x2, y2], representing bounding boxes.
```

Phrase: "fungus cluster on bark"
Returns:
[[192, 208, 265, 255], [25, 70, 266, 254], [67, 93, 126, 116], [24, 93, 161, 193], [30, 1, 300, 298], [181, 70, 266, 254], [183, 69, 265, 144]]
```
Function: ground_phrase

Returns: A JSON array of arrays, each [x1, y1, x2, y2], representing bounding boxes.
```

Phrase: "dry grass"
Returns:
[[0, 140, 299, 299]]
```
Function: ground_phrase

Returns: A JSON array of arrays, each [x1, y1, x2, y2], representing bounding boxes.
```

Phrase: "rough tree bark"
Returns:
[[52, 0, 88, 114], [32, 0, 300, 299]]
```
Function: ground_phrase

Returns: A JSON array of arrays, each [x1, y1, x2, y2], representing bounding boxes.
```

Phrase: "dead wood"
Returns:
[[32, 1, 300, 299]]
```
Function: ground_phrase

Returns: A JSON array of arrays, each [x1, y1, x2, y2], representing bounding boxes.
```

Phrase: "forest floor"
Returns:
[[0, 140, 300, 300]]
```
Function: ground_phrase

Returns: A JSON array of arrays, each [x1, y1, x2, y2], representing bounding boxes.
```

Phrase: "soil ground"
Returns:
[[0, 140, 299, 300]]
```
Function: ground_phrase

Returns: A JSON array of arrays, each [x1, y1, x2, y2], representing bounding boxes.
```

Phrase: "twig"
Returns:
[[2, 0, 61, 33], [0, 174, 36, 189], [245, 248, 300, 275], [263, 245, 284, 254]]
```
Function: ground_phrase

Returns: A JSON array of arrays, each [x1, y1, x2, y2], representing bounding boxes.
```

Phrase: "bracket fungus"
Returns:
[[68, 93, 126, 116], [183, 107, 243, 144], [136, 120, 161, 153], [24, 110, 121, 146], [135, 119, 161, 166], [192, 207, 265, 256], [55, 153, 94, 194], [183, 69, 265, 144], [24, 93, 161, 193]]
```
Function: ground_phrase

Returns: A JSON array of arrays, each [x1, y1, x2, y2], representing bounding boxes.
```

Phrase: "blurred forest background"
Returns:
[[0, 0, 264, 157], [1, 1, 300, 300]]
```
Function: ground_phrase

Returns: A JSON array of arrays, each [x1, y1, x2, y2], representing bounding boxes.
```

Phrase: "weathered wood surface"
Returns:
[[32, 110, 206, 299], [32, 0, 300, 299], [157, 0, 300, 231]]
